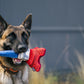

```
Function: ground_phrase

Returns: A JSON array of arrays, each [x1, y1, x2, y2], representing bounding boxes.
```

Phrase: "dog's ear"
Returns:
[[22, 14, 32, 36], [0, 15, 8, 34]]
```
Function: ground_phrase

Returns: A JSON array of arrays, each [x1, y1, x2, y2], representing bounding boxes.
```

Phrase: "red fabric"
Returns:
[[26, 47, 46, 72]]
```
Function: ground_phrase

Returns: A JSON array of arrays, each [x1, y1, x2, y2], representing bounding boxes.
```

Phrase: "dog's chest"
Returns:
[[0, 65, 28, 84]]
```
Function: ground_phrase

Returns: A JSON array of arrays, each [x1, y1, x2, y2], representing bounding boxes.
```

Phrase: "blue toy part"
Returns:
[[0, 50, 18, 58]]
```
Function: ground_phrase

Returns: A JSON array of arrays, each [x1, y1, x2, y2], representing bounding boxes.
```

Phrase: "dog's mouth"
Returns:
[[3, 44, 27, 65], [12, 58, 23, 64], [11, 50, 27, 64]]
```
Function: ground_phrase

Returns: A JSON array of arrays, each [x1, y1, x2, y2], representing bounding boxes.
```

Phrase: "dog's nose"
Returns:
[[18, 45, 27, 53]]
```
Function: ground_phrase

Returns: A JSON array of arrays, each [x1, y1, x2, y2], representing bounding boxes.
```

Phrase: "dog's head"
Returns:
[[0, 14, 32, 70]]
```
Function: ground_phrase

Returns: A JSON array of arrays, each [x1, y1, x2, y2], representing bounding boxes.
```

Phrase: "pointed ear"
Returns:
[[0, 15, 8, 34], [22, 14, 32, 36]]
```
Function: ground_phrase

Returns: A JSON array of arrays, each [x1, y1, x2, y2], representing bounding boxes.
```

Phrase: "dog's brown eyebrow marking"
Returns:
[[2, 25, 29, 40], [7, 25, 30, 36]]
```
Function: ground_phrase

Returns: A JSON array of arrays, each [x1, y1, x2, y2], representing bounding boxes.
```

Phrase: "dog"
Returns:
[[0, 14, 32, 84]]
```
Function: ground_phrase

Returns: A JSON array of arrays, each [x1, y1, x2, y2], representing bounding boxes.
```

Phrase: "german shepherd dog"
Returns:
[[0, 14, 32, 84]]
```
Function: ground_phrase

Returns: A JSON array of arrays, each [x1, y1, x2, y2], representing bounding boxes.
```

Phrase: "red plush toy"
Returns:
[[26, 47, 46, 72]]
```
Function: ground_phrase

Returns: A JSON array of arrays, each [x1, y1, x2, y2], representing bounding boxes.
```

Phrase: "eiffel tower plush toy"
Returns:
[[0, 47, 46, 72]]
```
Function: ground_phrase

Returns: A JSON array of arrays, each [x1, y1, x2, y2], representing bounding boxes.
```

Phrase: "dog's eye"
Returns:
[[6, 32, 16, 40], [22, 32, 28, 40]]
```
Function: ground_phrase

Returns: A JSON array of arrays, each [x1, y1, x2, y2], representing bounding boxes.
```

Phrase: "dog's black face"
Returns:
[[0, 14, 32, 70]]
